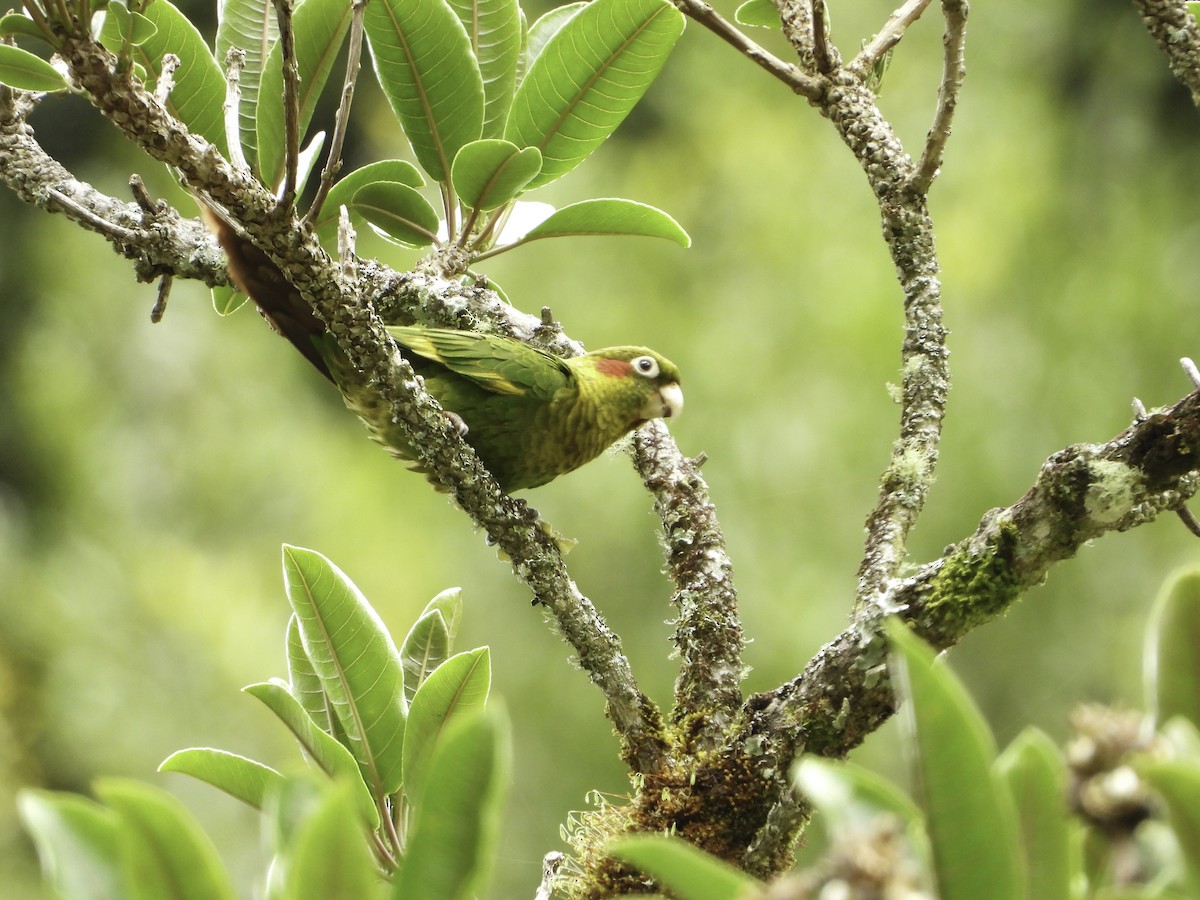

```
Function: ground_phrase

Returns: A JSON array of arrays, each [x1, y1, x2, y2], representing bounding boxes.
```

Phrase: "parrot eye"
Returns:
[[632, 356, 660, 378]]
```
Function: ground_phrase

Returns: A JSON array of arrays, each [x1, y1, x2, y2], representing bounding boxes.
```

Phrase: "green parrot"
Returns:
[[207, 215, 683, 491]]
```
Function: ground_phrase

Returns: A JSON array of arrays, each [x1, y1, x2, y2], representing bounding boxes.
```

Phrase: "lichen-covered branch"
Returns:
[[48, 33, 671, 774], [913, 0, 969, 193], [745, 385, 1200, 766], [632, 426, 743, 752], [1132, 0, 1200, 108], [0, 100, 228, 287]]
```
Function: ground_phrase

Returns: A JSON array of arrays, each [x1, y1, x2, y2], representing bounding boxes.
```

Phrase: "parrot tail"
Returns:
[[199, 204, 334, 382]]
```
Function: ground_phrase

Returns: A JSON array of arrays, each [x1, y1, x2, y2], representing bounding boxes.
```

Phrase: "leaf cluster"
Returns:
[[19, 545, 509, 900]]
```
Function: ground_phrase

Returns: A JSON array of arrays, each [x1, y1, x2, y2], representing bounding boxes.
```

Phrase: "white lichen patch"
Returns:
[[1084, 458, 1140, 525]]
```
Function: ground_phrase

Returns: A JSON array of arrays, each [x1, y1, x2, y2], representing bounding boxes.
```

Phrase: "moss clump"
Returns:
[[919, 515, 1023, 646]]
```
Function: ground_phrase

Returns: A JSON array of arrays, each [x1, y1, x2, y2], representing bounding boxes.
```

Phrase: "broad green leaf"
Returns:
[[95, 779, 237, 900], [159, 747, 285, 810], [312, 159, 426, 243], [733, 0, 779, 28], [393, 708, 509, 900], [350, 181, 441, 248], [215, 0, 277, 166], [887, 619, 1023, 900], [256, 0, 354, 188], [287, 612, 333, 729], [244, 679, 380, 828], [1141, 760, 1200, 896], [996, 727, 1078, 900], [292, 130, 327, 198], [521, 3, 585, 77], [609, 834, 758, 900], [284, 782, 386, 900], [505, 0, 684, 189], [282, 545, 408, 796], [402, 647, 490, 806], [18, 790, 123, 900], [211, 285, 247, 315], [1147, 568, 1200, 729], [0, 45, 68, 92], [104, 4, 158, 44], [363, 0, 484, 183], [446, 0, 522, 137], [517, 198, 689, 246], [423, 586, 463, 642], [452, 140, 542, 212], [401, 610, 451, 705], [101, 0, 229, 154], [0, 13, 47, 40]]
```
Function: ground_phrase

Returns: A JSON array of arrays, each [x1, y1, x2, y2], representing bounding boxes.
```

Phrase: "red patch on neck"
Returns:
[[595, 357, 632, 378]]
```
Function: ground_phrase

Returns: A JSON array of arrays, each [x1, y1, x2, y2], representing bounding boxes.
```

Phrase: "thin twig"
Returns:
[[674, 0, 823, 99], [273, 0, 300, 210], [150, 274, 172, 322], [1182, 356, 1200, 388], [154, 53, 179, 104], [810, 0, 837, 73], [223, 48, 249, 172], [1176, 505, 1200, 537], [304, 0, 366, 227], [850, 0, 935, 76], [912, 0, 968, 194], [46, 187, 141, 241]]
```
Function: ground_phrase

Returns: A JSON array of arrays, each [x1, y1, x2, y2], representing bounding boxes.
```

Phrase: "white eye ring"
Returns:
[[632, 356, 659, 378]]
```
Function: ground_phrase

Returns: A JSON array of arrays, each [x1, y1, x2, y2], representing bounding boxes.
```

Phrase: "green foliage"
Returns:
[[20, 546, 509, 899], [215, 0, 279, 167], [0, 44, 68, 92], [609, 834, 759, 900], [1147, 568, 1200, 728]]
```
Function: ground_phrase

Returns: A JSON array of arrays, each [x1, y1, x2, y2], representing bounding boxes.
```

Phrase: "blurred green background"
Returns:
[[2, 0, 1199, 895]]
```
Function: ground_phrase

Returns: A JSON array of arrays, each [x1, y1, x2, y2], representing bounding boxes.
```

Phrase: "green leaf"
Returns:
[[363, 0, 484, 183], [287, 612, 333, 730], [446, 0, 522, 137], [609, 834, 759, 900], [215, 0, 277, 166], [244, 679, 381, 828], [95, 779, 237, 900], [105, 3, 157, 44], [401, 611, 451, 705], [996, 727, 1078, 900], [793, 757, 924, 828], [211, 285, 247, 315], [1147, 568, 1200, 729], [284, 782, 386, 900], [282, 545, 408, 797], [1140, 760, 1200, 896], [18, 790, 123, 900], [402, 647, 490, 806], [159, 747, 285, 810], [0, 13, 48, 40], [733, 0, 779, 28], [256, 0, 354, 188], [312, 159, 426, 243], [423, 586, 463, 642], [516, 197, 690, 246], [0, 45, 68, 92], [452, 140, 542, 212], [887, 619, 1023, 900], [101, 0, 229, 154], [522, 3, 585, 76], [350, 181, 441, 248], [393, 708, 509, 900], [505, 0, 684, 189]]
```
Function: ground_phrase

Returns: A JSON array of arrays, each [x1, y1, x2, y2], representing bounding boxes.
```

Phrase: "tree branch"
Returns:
[[744, 382, 1200, 765], [912, 0, 968, 194], [1132, 0, 1200, 108]]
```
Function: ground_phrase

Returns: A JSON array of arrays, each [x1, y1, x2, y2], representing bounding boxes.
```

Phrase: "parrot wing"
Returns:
[[387, 326, 573, 399]]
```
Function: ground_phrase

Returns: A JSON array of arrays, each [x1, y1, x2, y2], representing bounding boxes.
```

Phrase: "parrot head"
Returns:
[[572, 347, 684, 431]]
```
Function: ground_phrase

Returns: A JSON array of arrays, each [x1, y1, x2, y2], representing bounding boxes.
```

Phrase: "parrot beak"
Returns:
[[644, 382, 684, 421]]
